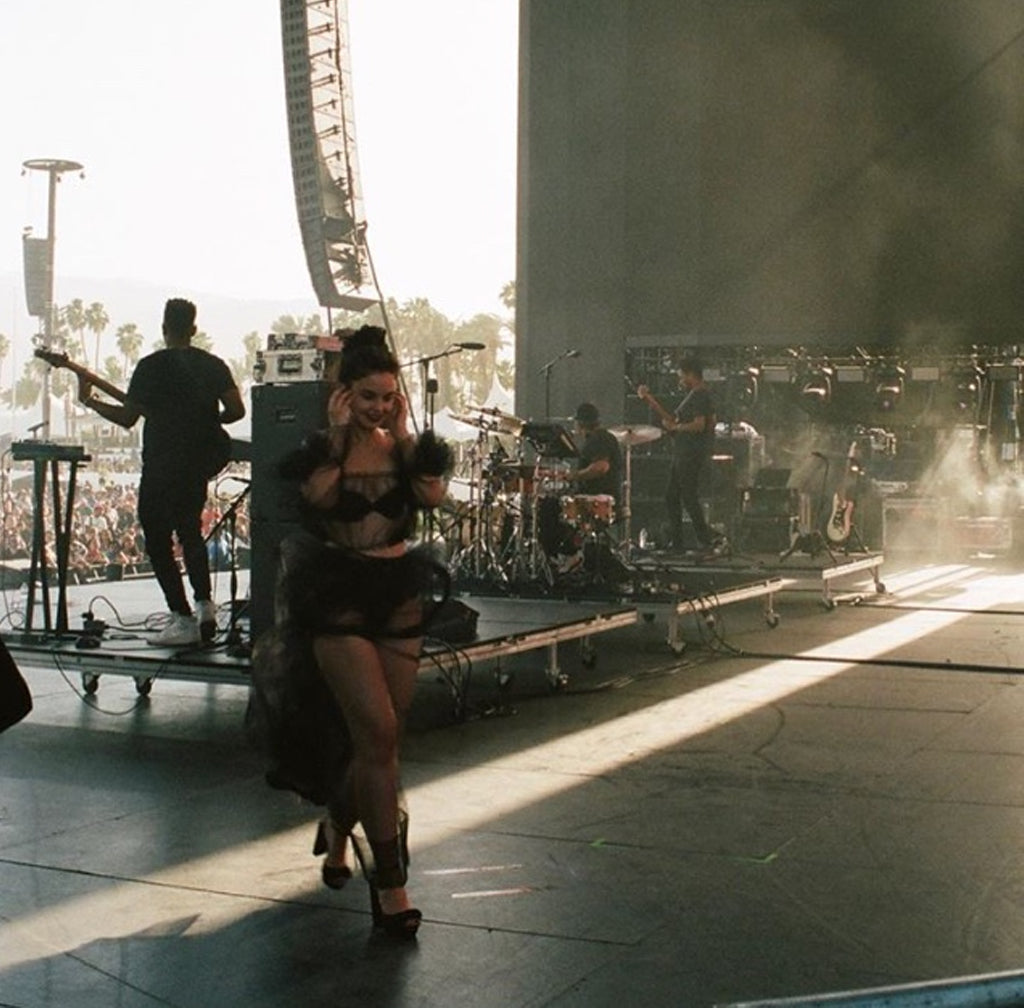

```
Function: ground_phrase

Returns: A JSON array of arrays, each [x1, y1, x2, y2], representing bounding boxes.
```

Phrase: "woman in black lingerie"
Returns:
[[251, 325, 450, 939]]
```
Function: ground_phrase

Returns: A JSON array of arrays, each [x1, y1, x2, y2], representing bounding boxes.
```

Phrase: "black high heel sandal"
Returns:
[[368, 883, 422, 939], [312, 820, 353, 890], [353, 823, 421, 939]]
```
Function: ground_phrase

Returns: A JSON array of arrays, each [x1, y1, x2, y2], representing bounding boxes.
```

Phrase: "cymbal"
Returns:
[[450, 412, 492, 431], [458, 404, 525, 435], [608, 424, 662, 445]]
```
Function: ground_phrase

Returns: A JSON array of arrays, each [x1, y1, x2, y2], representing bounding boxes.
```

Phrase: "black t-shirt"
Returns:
[[127, 347, 235, 471], [673, 384, 716, 462], [578, 428, 622, 500]]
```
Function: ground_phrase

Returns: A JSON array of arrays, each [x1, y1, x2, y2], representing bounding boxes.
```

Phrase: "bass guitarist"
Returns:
[[74, 298, 245, 646], [637, 356, 724, 554]]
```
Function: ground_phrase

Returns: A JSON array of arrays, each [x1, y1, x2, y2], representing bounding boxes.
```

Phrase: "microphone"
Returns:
[[454, 342, 486, 350]]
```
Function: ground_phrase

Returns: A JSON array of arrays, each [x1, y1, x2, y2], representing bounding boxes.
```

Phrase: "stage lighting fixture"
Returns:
[[874, 364, 905, 412], [952, 366, 983, 416], [800, 365, 833, 414], [726, 366, 760, 415]]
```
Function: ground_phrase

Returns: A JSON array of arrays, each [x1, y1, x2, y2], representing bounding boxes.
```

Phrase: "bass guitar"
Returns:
[[34, 348, 232, 478], [35, 348, 128, 404]]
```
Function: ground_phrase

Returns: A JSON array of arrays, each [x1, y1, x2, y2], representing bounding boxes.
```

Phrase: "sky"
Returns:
[[0, 1, 518, 342]]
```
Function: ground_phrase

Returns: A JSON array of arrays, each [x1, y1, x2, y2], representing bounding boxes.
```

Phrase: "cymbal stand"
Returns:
[[503, 459, 553, 588], [619, 439, 637, 560], [449, 432, 508, 586]]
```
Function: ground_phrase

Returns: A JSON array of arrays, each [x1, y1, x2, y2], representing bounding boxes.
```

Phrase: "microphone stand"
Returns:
[[402, 344, 472, 432], [203, 481, 250, 653], [539, 350, 577, 419], [402, 344, 472, 544]]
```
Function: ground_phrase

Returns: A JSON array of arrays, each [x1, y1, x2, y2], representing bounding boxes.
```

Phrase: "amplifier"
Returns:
[[254, 349, 327, 384], [954, 516, 1012, 552], [736, 515, 799, 553], [742, 486, 799, 518]]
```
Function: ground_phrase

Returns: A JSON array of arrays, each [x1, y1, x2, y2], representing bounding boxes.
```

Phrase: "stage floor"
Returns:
[[6, 556, 1024, 1006]]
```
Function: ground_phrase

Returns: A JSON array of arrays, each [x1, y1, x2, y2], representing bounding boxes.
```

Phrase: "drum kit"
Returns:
[[442, 403, 662, 589]]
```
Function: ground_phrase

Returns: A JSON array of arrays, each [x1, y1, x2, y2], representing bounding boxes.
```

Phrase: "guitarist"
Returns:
[[637, 356, 722, 554], [76, 298, 245, 646]]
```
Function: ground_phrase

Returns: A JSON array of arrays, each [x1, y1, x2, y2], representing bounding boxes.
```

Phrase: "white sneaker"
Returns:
[[151, 613, 200, 647], [195, 600, 217, 642]]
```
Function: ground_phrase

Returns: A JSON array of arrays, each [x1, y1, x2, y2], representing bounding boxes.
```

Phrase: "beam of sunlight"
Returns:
[[3, 570, 1019, 968]]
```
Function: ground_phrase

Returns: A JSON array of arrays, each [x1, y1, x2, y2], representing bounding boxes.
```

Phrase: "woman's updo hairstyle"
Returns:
[[337, 325, 400, 385]]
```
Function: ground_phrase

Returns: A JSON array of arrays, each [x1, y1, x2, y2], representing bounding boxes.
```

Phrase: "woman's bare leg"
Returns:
[[313, 634, 401, 843]]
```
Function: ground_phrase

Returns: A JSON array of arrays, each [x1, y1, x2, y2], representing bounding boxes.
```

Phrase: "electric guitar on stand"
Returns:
[[35, 348, 232, 477], [826, 439, 860, 545]]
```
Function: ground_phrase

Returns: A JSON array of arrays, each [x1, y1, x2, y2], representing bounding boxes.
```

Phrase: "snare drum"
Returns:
[[560, 494, 615, 529]]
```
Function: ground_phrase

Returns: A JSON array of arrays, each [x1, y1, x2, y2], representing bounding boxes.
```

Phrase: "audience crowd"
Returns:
[[1, 460, 251, 585]]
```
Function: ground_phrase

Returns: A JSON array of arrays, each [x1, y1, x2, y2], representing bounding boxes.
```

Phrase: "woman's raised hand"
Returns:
[[386, 390, 410, 441], [327, 387, 352, 427]]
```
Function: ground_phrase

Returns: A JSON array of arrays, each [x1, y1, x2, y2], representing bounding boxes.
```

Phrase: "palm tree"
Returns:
[[500, 281, 516, 313], [115, 323, 144, 382], [61, 298, 87, 359], [192, 330, 214, 352], [13, 367, 42, 411], [100, 356, 124, 387], [84, 301, 110, 371], [270, 313, 326, 336], [452, 313, 504, 409], [0, 333, 10, 404], [386, 297, 456, 416], [229, 331, 262, 392]]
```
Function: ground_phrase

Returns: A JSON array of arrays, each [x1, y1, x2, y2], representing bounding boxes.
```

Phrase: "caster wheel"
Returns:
[[551, 674, 569, 692], [766, 613, 780, 629], [876, 582, 887, 594], [821, 598, 836, 611], [134, 677, 153, 696], [82, 673, 99, 695], [581, 653, 597, 669]]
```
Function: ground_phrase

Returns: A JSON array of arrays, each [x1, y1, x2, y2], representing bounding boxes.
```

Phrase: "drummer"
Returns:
[[568, 402, 622, 503]]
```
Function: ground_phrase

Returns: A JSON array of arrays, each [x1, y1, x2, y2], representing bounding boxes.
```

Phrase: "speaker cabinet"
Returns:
[[251, 382, 332, 524], [249, 382, 331, 640]]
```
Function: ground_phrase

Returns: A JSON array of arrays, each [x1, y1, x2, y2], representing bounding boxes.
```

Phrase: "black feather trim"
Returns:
[[407, 429, 453, 477], [277, 430, 333, 481]]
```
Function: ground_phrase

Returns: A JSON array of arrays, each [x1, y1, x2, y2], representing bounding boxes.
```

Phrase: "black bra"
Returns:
[[331, 482, 408, 522]]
